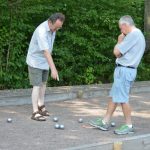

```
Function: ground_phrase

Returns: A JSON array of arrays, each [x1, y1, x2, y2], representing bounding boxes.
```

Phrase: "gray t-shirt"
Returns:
[[26, 20, 56, 70], [116, 28, 146, 68]]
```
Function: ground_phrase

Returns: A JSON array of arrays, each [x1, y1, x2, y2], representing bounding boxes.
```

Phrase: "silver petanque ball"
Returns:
[[54, 124, 60, 129], [7, 118, 12, 123], [53, 117, 59, 122], [111, 122, 116, 127], [78, 118, 83, 123], [60, 124, 65, 130]]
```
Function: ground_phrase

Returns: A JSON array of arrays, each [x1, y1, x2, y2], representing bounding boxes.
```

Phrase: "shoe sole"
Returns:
[[89, 122, 109, 131], [31, 118, 46, 121], [31, 116, 46, 121], [114, 131, 134, 135]]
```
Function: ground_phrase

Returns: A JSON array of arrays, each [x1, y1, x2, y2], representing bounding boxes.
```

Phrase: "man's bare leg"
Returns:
[[31, 86, 46, 121], [38, 83, 46, 110], [38, 83, 50, 116], [32, 86, 40, 113], [103, 100, 118, 123], [121, 103, 132, 126]]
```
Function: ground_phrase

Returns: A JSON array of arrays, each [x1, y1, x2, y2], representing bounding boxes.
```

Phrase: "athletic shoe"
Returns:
[[89, 118, 110, 131], [114, 125, 134, 135]]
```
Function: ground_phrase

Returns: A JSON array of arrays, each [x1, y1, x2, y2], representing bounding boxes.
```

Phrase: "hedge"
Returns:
[[0, 0, 149, 89]]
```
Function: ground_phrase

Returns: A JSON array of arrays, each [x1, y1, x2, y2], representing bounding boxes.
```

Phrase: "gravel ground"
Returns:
[[0, 92, 150, 150]]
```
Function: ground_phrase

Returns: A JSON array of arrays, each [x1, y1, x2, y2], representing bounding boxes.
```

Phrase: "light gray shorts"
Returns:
[[109, 67, 137, 103], [28, 66, 49, 86]]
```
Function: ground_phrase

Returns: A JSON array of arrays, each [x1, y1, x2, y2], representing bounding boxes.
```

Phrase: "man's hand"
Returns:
[[44, 50, 58, 80], [118, 33, 125, 44], [113, 33, 125, 58], [51, 68, 58, 80]]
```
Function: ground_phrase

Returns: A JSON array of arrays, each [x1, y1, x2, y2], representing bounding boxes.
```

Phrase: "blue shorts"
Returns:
[[109, 67, 137, 103]]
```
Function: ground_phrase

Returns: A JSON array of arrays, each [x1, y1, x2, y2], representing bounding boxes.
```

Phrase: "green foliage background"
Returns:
[[0, 0, 149, 89]]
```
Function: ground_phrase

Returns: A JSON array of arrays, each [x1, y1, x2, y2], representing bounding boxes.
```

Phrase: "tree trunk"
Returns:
[[144, 0, 150, 51]]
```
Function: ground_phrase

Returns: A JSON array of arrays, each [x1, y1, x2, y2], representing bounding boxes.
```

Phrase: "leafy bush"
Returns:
[[0, 0, 149, 89]]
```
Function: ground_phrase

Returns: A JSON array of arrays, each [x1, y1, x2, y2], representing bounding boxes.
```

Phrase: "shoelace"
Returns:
[[96, 118, 102, 123], [117, 125, 128, 130]]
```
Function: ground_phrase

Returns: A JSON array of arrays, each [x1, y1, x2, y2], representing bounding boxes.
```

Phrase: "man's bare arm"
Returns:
[[44, 50, 58, 80], [113, 47, 122, 58], [113, 33, 125, 58]]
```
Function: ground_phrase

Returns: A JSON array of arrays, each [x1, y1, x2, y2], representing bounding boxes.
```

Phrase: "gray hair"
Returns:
[[119, 15, 135, 26], [48, 13, 65, 24]]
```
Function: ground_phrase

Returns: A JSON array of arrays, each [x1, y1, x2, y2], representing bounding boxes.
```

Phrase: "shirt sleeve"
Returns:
[[116, 32, 139, 55], [36, 29, 50, 51]]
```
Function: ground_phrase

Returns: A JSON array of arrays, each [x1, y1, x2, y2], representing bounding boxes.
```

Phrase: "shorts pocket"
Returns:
[[126, 69, 137, 82], [114, 67, 122, 79]]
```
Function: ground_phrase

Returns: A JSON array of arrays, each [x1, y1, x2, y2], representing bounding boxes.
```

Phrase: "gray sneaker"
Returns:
[[89, 118, 110, 131], [114, 125, 134, 135]]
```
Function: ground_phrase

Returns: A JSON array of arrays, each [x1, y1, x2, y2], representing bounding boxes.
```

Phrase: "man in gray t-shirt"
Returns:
[[26, 13, 65, 121], [90, 16, 145, 135]]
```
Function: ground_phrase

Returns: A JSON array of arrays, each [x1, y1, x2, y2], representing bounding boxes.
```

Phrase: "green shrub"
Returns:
[[0, 0, 149, 89]]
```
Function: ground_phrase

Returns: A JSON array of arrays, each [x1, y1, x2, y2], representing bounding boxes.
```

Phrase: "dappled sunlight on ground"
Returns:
[[130, 95, 143, 98], [132, 112, 150, 118], [0, 109, 17, 114]]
